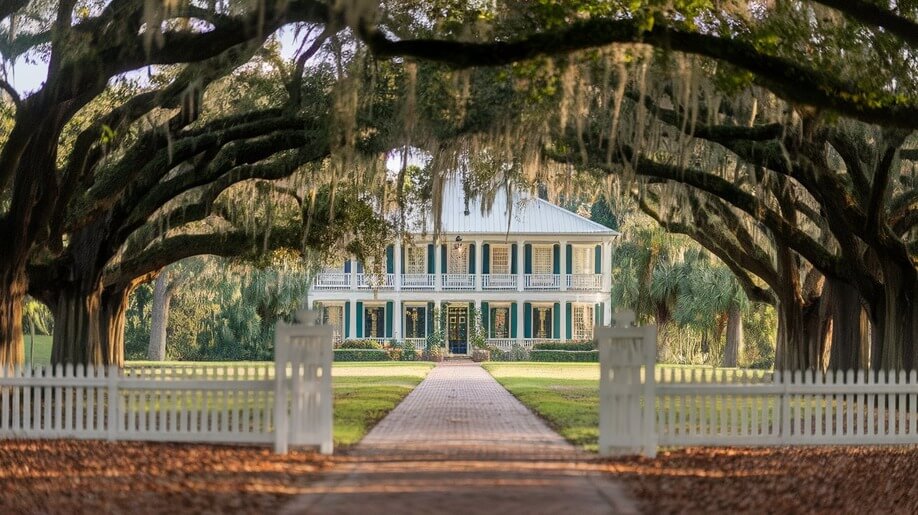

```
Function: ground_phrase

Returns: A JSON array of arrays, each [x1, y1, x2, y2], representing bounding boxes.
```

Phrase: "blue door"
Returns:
[[447, 306, 468, 354]]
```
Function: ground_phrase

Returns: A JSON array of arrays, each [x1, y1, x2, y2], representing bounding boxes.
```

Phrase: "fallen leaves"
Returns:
[[0, 440, 331, 515]]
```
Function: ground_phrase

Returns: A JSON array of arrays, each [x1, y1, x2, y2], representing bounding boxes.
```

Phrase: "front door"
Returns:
[[447, 306, 468, 354]]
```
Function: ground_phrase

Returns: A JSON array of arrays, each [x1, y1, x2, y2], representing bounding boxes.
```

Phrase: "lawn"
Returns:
[[22, 333, 52, 366]]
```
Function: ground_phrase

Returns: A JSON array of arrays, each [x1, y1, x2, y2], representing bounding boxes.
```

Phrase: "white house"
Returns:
[[309, 180, 619, 355]]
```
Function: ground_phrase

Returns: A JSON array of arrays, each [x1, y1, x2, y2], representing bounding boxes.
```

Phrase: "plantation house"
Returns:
[[309, 180, 619, 355]]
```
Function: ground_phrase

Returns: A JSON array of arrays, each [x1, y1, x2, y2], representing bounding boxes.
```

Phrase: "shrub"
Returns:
[[339, 339, 383, 350], [530, 349, 599, 362], [487, 346, 509, 361], [471, 349, 490, 362], [400, 341, 418, 361], [509, 343, 530, 361], [424, 346, 444, 362], [333, 349, 390, 361], [386, 347, 403, 361], [532, 341, 596, 351]]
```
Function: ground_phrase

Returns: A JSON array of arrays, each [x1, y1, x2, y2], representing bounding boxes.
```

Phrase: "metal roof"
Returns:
[[408, 179, 620, 237]]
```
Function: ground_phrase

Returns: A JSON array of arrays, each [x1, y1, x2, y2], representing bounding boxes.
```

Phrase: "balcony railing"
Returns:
[[524, 274, 561, 290], [482, 274, 517, 290], [486, 338, 554, 351], [356, 273, 394, 289], [567, 273, 602, 290], [442, 274, 474, 290], [313, 272, 351, 289], [401, 273, 436, 289], [405, 337, 427, 350]]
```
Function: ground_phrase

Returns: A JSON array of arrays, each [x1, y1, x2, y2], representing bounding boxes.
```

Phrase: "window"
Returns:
[[448, 244, 468, 274], [404, 306, 427, 338], [532, 305, 553, 338], [532, 245, 552, 274], [405, 245, 426, 274], [573, 246, 594, 274], [572, 304, 594, 340], [364, 305, 385, 338], [490, 245, 510, 274], [322, 305, 344, 341], [489, 306, 510, 338]]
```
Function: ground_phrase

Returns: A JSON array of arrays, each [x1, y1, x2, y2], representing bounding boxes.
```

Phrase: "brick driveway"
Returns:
[[283, 361, 638, 514]]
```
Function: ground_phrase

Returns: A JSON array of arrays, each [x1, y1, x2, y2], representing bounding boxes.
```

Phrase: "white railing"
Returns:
[[524, 274, 561, 289], [598, 311, 918, 457], [442, 274, 474, 290], [313, 272, 351, 289], [566, 273, 602, 290], [0, 312, 333, 455], [482, 274, 517, 290], [356, 273, 394, 289], [401, 274, 436, 289], [485, 338, 554, 351], [405, 338, 427, 350]]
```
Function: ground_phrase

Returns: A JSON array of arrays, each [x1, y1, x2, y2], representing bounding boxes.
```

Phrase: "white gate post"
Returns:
[[597, 310, 657, 457], [274, 309, 334, 455]]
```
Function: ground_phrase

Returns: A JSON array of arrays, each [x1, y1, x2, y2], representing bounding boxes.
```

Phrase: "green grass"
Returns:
[[23, 334, 52, 366]]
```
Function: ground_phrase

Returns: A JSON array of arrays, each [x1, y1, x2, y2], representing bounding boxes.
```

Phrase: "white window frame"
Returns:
[[532, 304, 553, 339], [532, 245, 553, 274], [404, 304, 427, 338], [573, 246, 594, 274], [405, 245, 427, 274], [489, 244, 510, 274], [489, 305, 511, 338], [322, 304, 344, 341], [572, 304, 594, 340], [364, 304, 385, 338]]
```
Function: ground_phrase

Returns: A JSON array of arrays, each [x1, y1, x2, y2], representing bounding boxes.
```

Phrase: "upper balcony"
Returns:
[[312, 272, 603, 292]]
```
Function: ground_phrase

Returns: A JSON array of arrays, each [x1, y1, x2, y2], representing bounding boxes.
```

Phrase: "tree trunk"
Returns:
[[877, 262, 918, 371], [0, 266, 27, 366], [776, 297, 810, 371], [723, 305, 744, 367], [826, 277, 870, 372], [100, 285, 131, 367], [148, 273, 173, 361], [50, 283, 105, 366]]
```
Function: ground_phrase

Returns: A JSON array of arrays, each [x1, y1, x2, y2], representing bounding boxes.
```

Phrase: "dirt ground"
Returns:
[[600, 446, 918, 514], [0, 440, 330, 515]]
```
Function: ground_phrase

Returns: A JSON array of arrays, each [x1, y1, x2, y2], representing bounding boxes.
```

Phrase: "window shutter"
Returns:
[[344, 260, 351, 273], [565, 302, 573, 339], [356, 261, 364, 273], [524, 244, 532, 274], [553, 302, 560, 339], [386, 246, 394, 274], [594, 245, 602, 274], [510, 302, 517, 338], [469, 244, 476, 273], [427, 302, 434, 336], [511, 244, 518, 274], [356, 301, 364, 338], [482, 244, 490, 274], [565, 245, 573, 274], [385, 301, 394, 338], [344, 301, 351, 338], [441, 245, 447, 273], [427, 244, 435, 274], [595, 302, 604, 326], [481, 302, 489, 337], [400, 245, 406, 274], [524, 302, 532, 338], [552, 245, 560, 274]]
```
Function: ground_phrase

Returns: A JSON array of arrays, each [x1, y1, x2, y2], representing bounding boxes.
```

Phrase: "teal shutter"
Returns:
[[386, 301, 394, 338], [553, 302, 560, 339], [356, 261, 364, 273], [565, 245, 573, 274], [386, 245, 394, 273], [595, 303, 604, 326], [524, 303, 532, 338], [524, 244, 532, 274], [427, 244, 435, 273], [552, 245, 560, 274], [356, 301, 364, 337], [510, 302, 517, 338], [344, 260, 351, 273], [594, 245, 602, 274], [482, 244, 490, 274], [510, 244, 518, 274], [565, 302, 573, 339], [440, 245, 447, 273], [344, 301, 351, 338], [400, 246, 406, 274], [469, 244, 476, 273], [481, 302, 489, 337], [427, 302, 434, 336]]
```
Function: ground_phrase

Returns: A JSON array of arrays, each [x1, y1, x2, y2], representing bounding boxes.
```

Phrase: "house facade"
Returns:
[[309, 181, 619, 354]]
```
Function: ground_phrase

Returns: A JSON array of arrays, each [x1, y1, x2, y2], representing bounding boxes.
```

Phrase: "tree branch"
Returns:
[[810, 0, 918, 49]]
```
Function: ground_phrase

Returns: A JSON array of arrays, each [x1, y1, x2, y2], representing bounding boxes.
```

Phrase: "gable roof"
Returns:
[[409, 178, 620, 237]]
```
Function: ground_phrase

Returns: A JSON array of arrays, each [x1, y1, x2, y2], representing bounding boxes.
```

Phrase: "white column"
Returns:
[[602, 240, 613, 293], [474, 240, 483, 291], [307, 297, 315, 310], [349, 257, 358, 290], [434, 299, 443, 344], [559, 240, 567, 291], [516, 300, 524, 343], [393, 298, 402, 340], [394, 244, 402, 291], [434, 242, 442, 292], [559, 300, 566, 341], [516, 239, 525, 292], [603, 299, 613, 328], [348, 300, 357, 338], [473, 299, 482, 346]]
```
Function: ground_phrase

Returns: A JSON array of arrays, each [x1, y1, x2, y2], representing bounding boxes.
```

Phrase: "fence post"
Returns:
[[107, 365, 118, 441], [274, 338, 289, 454], [642, 323, 657, 458], [779, 370, 790, 442]]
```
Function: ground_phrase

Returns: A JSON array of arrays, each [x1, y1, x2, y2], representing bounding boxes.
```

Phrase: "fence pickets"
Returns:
[[598, 312, 918, 456], [0, 311, 333, 454]]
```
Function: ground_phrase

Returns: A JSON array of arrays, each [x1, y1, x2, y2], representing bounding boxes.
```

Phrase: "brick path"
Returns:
[[282, 361, 638, 514]]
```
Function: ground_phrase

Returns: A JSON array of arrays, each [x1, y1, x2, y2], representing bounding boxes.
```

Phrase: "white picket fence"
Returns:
[[0, 311, 333, 454], [598, 312, 918, 457]]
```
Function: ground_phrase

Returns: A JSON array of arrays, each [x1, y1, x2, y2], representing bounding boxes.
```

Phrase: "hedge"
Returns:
[[530, 349, 599, 362], [339, 339, 383, 350], [333, 349, 390, 361], [531, 341, 596, 351]]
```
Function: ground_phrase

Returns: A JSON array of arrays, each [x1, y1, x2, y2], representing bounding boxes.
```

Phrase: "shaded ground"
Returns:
[[0, 440, 331, 514], [600, 446, 918, 514]]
